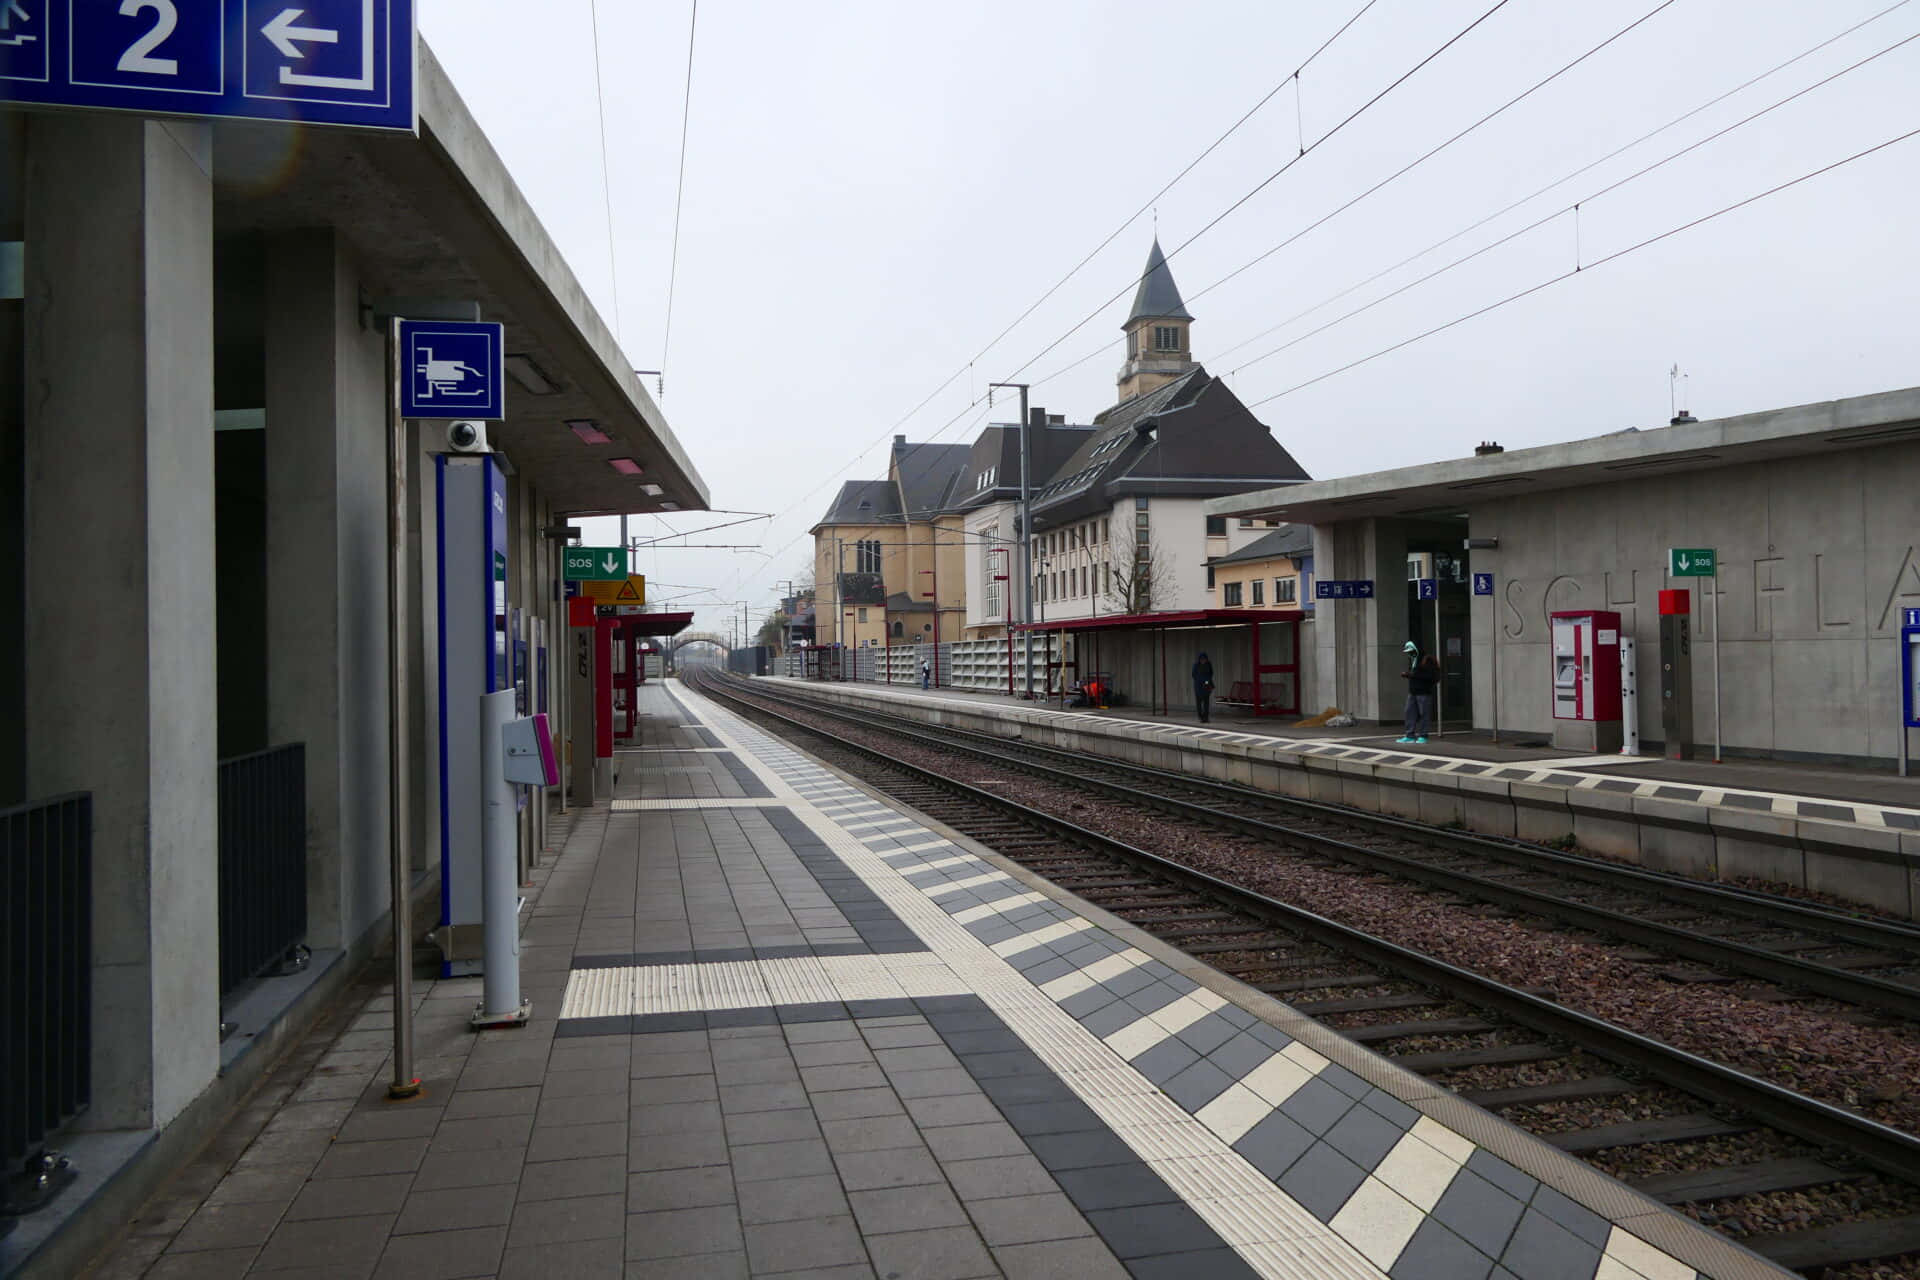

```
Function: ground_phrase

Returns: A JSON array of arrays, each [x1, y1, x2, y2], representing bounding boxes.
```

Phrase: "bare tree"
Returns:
[[1099, 528, 1173, 615]]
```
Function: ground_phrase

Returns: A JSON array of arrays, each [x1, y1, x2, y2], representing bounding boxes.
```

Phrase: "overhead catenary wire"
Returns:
[[587, 0, 620, 340], [1222, 27, 1920, 379], [659, 0, 699, 395], [727, 0, 1384, 559], [1244, 125, 1920, 408]]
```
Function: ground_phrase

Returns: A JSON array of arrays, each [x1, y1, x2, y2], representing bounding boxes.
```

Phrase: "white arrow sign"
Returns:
[[1678, 554, 1690, 571], [601, 553, 620, 574], [266, 0, 377, 92], [262, 8, 339, 58]]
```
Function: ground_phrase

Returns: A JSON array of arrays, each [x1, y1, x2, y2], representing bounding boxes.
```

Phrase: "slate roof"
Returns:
[[894, 441, 974, 518], [1208, 525, 1314, 566], [953, 422, 1099, 511], [817, 478, 899, 526], [1126, 238, 1193, 323]]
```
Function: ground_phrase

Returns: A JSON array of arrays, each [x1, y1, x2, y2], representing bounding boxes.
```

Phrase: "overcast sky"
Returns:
[[420, 0, 1920, 640]]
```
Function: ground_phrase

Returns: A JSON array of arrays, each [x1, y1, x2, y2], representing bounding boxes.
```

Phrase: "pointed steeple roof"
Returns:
[[1125, 237, 1193, 323]]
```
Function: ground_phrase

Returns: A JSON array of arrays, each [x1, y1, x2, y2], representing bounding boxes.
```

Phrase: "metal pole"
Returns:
[[1712, 571, 1722, 763], [554, 535, 568, 815], [472, 689, 529, 1027], [991, 382, 1034, 699], [1489, 578, 1500, 744], [384, 320, 420, 1100], [1620, 635, 1639, 755], [1433, 592, 1443, 739]]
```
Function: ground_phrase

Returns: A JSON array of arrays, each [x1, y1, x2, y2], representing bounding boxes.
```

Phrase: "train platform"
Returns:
[[762, 677, 1920, 920], [88, 681, 1782, 1280]]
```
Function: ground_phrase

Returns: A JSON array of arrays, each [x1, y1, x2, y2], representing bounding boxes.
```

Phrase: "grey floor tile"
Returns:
[[629, 1100, 725, 1135], [392, 1181, 517, 1234], [812, 1087, 907, 1123], [820, 1114, 922, 1154], [848, 1183, 970, 1235], [518, 1153, 630, 1203], [625, 1204, 747, 1261], [737, 1172, 850, 1226], [444, 1085, 542, 1119], [832, 1144, 945, 1192], [620, 1251, 750, 1279], [548, 1066, 640, 1097], [1528, 1185, 1613, 1249], [1023, 1130, 1136, 1173], [431, 1114, 536, 1153], [801, 1062, 889, 1093], [1123, 1246, 1262, 1278], [1054, 1163, 1180, 1213], [1277, 1076, 1357, 1136], [251, 1213, 395, 1273], [144, 1248, 259, 1280], [498, 1235, 625, 1279], [1391, 1219, 1497, 1280], [992, 1235, 1131, 1280], [1083, 1200, 1222, 1261], [965, 1191, 1093, 1247], [335, 1106, 443, 1143], [312, 1138, 429, 1180], [506, 1190, 627, 1247], [371, 1226, 508, 1280], [731, 1137, 836, 1183], [626, 1164, 737, 1213], [628, 1128, 730, 1172], [539, 1091, 630, 1127], [1431, 1169, 1525, 1258], [863, 1225, 998, 1280], [1323, 1101, 1407, 1172], [720, 1081, 812, 1114], [623, 1073, 717, 1105], [715, 1056, 802, 1087], [528, 1119, 628, 1162], [412, 1147, 525, 1191], [630, 1051, 716, 1080], [942, 1154, 1058, 1202], [168, 1202, 286, 1252], [922, 1120, 1027, 1163], [742, 1214, 870, 1274], [726, 1106, 823, 1146], [1276, 1142, 1368, 1224]]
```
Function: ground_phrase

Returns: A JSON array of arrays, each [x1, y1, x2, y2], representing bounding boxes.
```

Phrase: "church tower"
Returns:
[[1116, 237, 1197, 401]]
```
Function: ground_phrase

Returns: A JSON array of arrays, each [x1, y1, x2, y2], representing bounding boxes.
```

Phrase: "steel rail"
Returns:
[[734, 678, 1920, 1017], [694, 671, 1920, 1186]]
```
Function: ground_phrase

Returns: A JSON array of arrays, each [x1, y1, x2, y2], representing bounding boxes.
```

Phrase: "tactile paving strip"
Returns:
[[658, 683, 1749, 1280]]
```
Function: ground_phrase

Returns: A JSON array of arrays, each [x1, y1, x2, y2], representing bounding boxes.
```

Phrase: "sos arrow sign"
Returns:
[[563, 547, 626, 581]]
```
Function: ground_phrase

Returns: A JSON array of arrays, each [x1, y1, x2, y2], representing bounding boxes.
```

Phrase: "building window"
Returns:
[[1206, 566, 1215, 588], [1276, 577, 1296, 603], [1102, 518, 1110, 541], [1251, 579, 1264, 606], [1239, 518, 1253, 528], [856, 607, 868, 623], [1135, 496, 1149, 510], [1223, 582, 1243, 606], [981, 525, 1002, 619], [891, 620, 903, 637], [1153, 325, 1180, 352], [1205, 516, 1225, 536], [855, 539, 881, 574]]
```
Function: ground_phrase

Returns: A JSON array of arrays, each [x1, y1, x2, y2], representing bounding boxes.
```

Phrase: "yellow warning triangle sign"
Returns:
[[615, 575, 645, 604]]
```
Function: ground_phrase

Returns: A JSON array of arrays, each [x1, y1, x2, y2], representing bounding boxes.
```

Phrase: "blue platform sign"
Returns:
[[1473, 572, 1494, 596], [399, 319, 504, 420], [1906, 608, 1920, 628], [0, 0, 414, 133], [1416, 578, 1438, 601], [1314, 579, 1375, 600]]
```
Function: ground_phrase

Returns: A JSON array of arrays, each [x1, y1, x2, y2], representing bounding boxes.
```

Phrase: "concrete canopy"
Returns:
[[1205, 386, 1920, 526], [209, 43, 708, 517]]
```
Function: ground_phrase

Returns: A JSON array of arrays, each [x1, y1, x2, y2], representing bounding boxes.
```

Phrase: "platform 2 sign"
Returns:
[[1415, 578, 1437, 601], [1669, 547, 1717, 578], [1314, 579, 1375, 600], [0, 0, 416, 132]]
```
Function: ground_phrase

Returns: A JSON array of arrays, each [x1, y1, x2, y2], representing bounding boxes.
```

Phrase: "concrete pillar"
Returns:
[[24, 115, 218, 1129], [264, 229, 391, 952]]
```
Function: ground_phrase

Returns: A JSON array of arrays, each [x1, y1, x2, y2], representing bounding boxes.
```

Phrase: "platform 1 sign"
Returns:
[[1314, 579, 1375, 600], [0, 0, 416, 133], [563, 547, 626, 582], [1669, 547, 1717, 577]]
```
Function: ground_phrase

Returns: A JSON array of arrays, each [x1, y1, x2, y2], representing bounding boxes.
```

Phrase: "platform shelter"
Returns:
[[1013, 609, 1306, 716]]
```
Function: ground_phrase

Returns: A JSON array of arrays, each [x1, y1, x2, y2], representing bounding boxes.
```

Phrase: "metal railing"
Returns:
[[2, 793, 91, 1209], [218, 744, 307, 998]]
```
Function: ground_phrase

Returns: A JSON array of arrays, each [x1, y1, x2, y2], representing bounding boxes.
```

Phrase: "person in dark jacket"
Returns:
[[1192, 652, 1215, 723], [1398, 640, 1440, 743]]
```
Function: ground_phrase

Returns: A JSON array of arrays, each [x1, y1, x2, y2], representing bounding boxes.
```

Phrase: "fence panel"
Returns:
[[2, 793, 91, 1188], [217, 744, 308, 998]]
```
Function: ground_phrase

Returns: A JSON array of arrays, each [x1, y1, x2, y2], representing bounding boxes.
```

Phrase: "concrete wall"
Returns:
[[265, 230, 392, 950], [1467, 441, 1920, 760], [25, 115, 219, 1129]]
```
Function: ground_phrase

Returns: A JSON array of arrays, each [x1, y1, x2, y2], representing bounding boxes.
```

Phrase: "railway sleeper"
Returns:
[[1185, 937, 1291, 956], [1252, 972, 1384, 995], [1342, 1017, 1497, 1044], [1393, 1043, 1566, 1073], [1629, 1155, 1862, 1206], [1148, 921, 1272, 942], [1745, 1211, 1920, 1273], [1461, 1075, 1638, 1108], [1546, 1112, 1753, 1154]]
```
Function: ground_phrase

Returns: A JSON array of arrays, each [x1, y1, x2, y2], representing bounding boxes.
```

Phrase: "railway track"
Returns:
[[690, 669, 1920, 1276]]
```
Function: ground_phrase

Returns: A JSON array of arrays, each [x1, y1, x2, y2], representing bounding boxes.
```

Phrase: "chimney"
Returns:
[[1474, 441, 1504, 456], [1669, 412, 1697, 425], [1028, 407, 1046, 428], [1048, 414, 1064, 425], [894, 433, 906, 447]]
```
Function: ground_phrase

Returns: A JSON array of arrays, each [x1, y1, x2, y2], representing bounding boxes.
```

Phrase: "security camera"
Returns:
[[446, 421, 490, 453]]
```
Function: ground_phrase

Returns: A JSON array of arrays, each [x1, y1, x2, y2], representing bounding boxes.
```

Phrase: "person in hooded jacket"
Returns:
[[1192, 652, 1215, 723], [1398, 640, 1441, 743]]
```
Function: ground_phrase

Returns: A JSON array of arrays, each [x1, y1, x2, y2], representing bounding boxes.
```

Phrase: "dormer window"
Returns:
[[1153, 326, 1181, 352]]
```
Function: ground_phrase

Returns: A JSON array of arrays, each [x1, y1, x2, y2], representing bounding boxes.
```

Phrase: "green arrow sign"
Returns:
[[1669, 547, 1717, 577], [564, 546, 627, 581]]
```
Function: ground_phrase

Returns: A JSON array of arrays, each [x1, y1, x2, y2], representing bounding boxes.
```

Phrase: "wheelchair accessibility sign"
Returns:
[[399, 320, 503, 420]]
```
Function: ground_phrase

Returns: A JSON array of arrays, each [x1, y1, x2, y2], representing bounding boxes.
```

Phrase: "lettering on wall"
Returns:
[[1541, 575, 1581, 630], [1878, 545, 1920, 630], [1503, 579, 1527, 638], [1813, 554, 1851, 631], [1754, 557, 1786, 636]]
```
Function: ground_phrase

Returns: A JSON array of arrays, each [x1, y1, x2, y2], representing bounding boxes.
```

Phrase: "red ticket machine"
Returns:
[[1550, 609, 1623, 753]]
